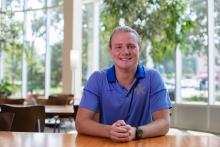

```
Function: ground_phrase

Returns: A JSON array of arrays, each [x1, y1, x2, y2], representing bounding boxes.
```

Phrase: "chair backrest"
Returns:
[[36, 98, 48, 105], [0, 104, 45, 132], [73, 105, 79, 120], [36, 98, 69, 105], [48, 94, 74, 105], [0, 112, 15, 131], [3, 98, 25, 104], [0, 98, 5, 104]]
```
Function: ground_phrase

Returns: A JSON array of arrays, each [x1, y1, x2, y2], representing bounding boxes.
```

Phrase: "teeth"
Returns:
[[121, 58, 131, 60]]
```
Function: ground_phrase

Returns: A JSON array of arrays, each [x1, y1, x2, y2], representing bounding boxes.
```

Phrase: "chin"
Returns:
[[116, 64, 136, 70]]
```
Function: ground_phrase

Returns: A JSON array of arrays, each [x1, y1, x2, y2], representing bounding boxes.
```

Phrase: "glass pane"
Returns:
[[1, 11, 23, 97], [26, 10, 46, 95], [5, 0, 23, 11], [215, 0, 220, 104], [181, 0, 208, 103], [49, 5, 64, 94], [158, 55, 176, 102], [27, 0, 45, 9], [82, 3, 94, 86], [48, 0, 63, 7]]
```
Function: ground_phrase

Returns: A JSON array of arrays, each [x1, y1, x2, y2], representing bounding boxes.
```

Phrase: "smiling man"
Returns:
[[76, 26, 172, 142]]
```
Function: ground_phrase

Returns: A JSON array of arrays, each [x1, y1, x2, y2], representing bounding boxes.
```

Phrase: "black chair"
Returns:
[[0, 104, 45, 132], [49, 94, 74, 105], [0, 112, 15, 131], [36, 97, 74, 133], [2, 98, 25, 104]]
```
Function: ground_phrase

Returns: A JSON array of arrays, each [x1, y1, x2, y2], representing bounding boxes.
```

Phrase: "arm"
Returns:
[[76, 108, 132, 142], [137, 109, 170, 138], [75, 108, 110, 137]]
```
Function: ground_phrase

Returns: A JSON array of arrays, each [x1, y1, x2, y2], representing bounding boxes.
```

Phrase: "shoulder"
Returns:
[[144, 67, 161, 78], [87, 69, 108, 84]]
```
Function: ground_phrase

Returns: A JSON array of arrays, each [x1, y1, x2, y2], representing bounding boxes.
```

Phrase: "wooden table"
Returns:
[[0, 131, 220, 147], [45, 105, 74, 118]]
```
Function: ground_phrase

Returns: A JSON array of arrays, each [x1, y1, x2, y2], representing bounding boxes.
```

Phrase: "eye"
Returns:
[[127, 45, 136, 49], [114, 45, 122, 50]]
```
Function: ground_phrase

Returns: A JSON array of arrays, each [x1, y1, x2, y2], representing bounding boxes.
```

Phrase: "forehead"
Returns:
[[111, 32, 139, 44]]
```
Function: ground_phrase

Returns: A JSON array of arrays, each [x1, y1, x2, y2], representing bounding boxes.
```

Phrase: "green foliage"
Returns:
[[0, 80, 17, 96], [51, 42, 62, 87], [101, 0, 194, 65], [185, 95, 207, 102], [216, 95, 220, 102], [0, 11, 23, 57]]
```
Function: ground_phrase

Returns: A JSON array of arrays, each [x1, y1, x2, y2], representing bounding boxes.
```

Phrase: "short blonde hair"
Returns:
[[109, 26, 141, 49]]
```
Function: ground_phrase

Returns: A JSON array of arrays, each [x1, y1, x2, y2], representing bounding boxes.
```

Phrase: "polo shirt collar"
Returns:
[[107, 64, 145, 83]]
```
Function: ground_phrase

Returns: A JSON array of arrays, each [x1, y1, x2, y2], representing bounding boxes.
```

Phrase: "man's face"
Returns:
[[110, 31, 140, 71]]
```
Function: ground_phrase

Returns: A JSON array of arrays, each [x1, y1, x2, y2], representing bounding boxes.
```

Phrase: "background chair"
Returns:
[[48, 94, 74, 105], [0, 98, 25, 104], [0, 104, 45, 132], [36, 94, 74, 133], [0, 112, 15, 131]]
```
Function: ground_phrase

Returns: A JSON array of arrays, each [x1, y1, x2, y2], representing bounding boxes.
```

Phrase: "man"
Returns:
[[76, 26, 172, 142]]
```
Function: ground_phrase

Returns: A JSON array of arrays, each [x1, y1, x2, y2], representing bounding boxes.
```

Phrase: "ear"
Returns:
[[109, 48, 113, 58]]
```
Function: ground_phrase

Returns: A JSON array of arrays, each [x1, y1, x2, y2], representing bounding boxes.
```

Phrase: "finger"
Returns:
[[120, 124, 132, 131], [111, 131, 130, 138], [115, 120, 126, 127], [119, 120, 126, 126], [110, 134, 130, 142]]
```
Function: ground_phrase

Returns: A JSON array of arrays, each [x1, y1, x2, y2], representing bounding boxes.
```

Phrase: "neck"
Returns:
[[115, 66, 137, 90]]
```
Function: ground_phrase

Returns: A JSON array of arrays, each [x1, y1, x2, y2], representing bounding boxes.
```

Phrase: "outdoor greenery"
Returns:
[[0, 0, 63, 95], [0, 80, 17, 96], [185, 95, 208, 103], [100, 0, 194, 67]]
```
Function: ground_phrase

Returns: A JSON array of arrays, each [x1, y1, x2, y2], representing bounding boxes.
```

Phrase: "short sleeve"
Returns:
[[149, 70, 172, 113], [79, 71, 101, 112]]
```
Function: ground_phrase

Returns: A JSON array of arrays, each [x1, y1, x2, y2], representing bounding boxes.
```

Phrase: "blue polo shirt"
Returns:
[[79, 64, 171, 127]]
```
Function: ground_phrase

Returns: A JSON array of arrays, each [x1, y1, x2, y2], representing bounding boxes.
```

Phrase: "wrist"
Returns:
[[135, 127, 143, 140]]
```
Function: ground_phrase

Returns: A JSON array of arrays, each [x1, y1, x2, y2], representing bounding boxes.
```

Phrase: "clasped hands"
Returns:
[[109, 120, 136, 142]]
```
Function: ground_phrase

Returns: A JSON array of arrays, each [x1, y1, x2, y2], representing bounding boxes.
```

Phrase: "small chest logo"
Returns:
[[135, 84, 145, 95]]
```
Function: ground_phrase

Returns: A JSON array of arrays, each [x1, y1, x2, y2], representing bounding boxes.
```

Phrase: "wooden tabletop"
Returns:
[[0, 131, 220, 147]]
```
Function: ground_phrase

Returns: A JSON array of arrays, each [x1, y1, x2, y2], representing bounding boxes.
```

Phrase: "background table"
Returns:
[[45, 105, 74, 118], [0, 131, 220, 147]]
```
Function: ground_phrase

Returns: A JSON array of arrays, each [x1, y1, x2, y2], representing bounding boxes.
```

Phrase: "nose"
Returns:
[[122, 46, 129, 54]]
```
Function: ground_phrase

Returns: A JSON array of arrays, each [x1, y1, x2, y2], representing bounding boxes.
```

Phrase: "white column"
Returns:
[[45, 0, 51, 97], [0, 0, 6, 80], [92, 1, 100, 71], [63, 0, 82, 97], [73, 0, 82, 97], [207, 0, 214, 105], [175, 45, 182, 103], [22, 0, 28, 98]]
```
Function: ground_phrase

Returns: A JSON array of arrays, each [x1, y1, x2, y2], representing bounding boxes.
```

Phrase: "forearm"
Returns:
[[76, 119, 111, 138], [140, 118, 170, 138]]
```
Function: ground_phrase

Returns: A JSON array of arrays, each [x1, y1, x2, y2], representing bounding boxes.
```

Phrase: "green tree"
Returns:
[[100, 0, 194, 66], [0, 11, 24, 88]]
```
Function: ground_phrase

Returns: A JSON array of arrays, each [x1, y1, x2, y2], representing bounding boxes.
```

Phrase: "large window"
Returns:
[[82, 0, 219, 105], [0, 0, 63, 97], [215, 0, 220, 104], [82, 2, 94, 86]]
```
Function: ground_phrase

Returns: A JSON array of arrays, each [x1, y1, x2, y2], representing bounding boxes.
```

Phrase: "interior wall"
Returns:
[[170, 104, 220, 134]]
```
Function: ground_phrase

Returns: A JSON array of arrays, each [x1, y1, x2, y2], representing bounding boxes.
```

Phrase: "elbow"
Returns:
[[161, 119, 170, 135], [75, 116, 83, 133]]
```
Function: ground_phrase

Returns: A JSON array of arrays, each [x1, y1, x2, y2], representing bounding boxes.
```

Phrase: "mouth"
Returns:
[[120, 57, 132, 61]]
